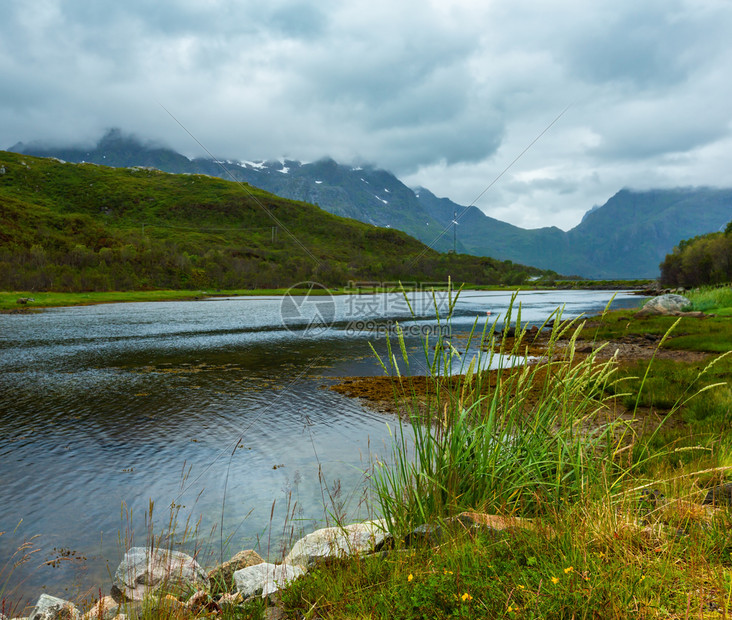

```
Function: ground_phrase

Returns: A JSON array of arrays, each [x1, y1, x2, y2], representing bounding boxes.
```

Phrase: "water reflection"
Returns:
[[0, 289, 642, 603]]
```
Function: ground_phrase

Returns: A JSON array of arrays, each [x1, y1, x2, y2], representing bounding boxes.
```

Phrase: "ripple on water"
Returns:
[[0, 291, 644, 603]]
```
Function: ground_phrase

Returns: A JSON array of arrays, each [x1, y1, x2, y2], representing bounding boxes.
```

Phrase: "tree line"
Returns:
[[660, 222, 732, 287], [0, 236, 535, 292]]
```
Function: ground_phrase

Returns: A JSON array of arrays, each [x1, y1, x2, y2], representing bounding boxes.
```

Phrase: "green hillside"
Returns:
[[0, 151, 540, 291]]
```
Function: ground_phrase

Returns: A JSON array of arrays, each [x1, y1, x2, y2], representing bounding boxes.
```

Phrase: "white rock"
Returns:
[[29, 594, 80, 620], [111, 547, 207, 601], [284, 519, 388, 568], [637, 294, 692, 315], [233, 562, 304, 598]]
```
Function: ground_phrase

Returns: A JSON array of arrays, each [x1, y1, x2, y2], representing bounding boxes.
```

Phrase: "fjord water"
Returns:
[[0, 290, 642, 603]]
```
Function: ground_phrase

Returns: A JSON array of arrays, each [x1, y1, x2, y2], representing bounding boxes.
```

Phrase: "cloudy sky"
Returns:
[[2, 0, 731, 230]]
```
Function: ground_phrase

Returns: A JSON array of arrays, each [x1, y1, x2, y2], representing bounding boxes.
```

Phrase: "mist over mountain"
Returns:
[[11, 130, 732, 278]]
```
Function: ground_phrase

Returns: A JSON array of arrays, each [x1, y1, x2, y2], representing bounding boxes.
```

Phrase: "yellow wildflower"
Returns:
[[517, 584, 525, 590], [461, 592, 473, 602], [408, 573, 413, 582], [564, 566, 574, 574], [551, 576, 559, 584]]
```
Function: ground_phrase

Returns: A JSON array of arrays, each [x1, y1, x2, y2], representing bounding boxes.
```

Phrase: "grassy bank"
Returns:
[[0, 288, 330, 311], [278, 287, 732, 618]]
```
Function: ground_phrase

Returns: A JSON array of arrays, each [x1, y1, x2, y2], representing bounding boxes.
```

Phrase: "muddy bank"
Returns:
[[329, 329, 711, 418]]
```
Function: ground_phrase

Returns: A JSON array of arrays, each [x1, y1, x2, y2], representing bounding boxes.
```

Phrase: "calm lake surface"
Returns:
[[0, 289, 643, 603]]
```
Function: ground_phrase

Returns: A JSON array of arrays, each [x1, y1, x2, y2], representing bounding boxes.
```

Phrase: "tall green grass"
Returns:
[[370, 290, 642, 534], [279, 290, 732, 618], [686, 285, 732, 313]]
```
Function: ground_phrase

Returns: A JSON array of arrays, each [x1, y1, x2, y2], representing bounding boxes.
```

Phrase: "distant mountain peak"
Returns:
[[7, 129, 732, 278]]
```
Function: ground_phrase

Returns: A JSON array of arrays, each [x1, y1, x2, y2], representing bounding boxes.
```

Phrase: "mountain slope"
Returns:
[[12, 130, 732, 278], [416, 186, 732, 277], [11, 132, 455, 253], [0, 150, 541, 291], [565, 189, 732, 278]]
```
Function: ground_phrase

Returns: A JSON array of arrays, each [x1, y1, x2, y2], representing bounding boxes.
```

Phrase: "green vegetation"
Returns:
[[0, 151, 543, 292], [5, 276, 732, 615], [660, 224, 732, 287], [687, 286, 732, 316], [277, 290, 732, 618], [372, 299, 622, 531]]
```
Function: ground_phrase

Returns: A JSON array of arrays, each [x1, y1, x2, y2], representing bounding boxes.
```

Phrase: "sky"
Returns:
[[2, 0, 731, 231]]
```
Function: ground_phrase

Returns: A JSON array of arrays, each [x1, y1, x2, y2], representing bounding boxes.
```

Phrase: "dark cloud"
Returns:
[[561, 3, 695, 89], [1, 0, 731, 230]]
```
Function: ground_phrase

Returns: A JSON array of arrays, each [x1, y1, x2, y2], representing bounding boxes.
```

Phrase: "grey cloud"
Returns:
[[378, 110, 505, 174], [267, 3, 326, 39], [2, 0, 732, 230], [562, 4, 693, 89]]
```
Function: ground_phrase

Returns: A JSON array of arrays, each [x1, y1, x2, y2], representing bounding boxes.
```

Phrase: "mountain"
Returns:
[[11, 130, 732, 278], [0, 150, 542, 292], [10, 131, 456, 254], [415, 186, 732, 278]]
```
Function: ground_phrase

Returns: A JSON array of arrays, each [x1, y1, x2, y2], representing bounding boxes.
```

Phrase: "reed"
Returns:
[[370, 289, 630, 533]]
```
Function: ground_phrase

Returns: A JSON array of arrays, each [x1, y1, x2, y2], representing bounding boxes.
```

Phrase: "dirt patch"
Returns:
[[329, 330, 713, 426], [570, 335, 710, 364], [0, 307, 37, 314]]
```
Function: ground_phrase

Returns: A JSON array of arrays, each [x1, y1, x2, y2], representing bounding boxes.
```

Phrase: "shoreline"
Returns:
[[329, 323, 711, 419], [0, 282, 653, 313]]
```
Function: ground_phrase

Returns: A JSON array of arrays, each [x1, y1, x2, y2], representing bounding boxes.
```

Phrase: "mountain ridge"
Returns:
[[0, 149, 544, 291], [11, 130, 732, 278]]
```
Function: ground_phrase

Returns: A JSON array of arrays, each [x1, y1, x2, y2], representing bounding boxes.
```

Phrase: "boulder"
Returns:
[[404, 522, 445, 547], [635, 294, 692, 316], [403, 512, 538, 549], [232, 562, 304, 598], [453, 511, 536, 533], [29, 595, 80, 620], [218, 592, 243, 608], [111, 547, 207, 602], [208, 549, 264, 591], [284, 519, 389, 568]]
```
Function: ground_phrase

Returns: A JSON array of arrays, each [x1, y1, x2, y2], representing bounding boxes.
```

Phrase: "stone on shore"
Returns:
[[404, 512, 537, 547], [454, 511, 537, 532], [233, 563, 304, 598], [29, 594, 80, 620], [208, 549, 264, 591], [185, 590, 220, 615], [111, 547, 207, 602], [284, 519, 389, 568], [635, 294, 692, 316]]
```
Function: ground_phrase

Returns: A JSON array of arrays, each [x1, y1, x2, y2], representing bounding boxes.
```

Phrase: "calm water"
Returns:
[[0, 289, 643, 604]]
